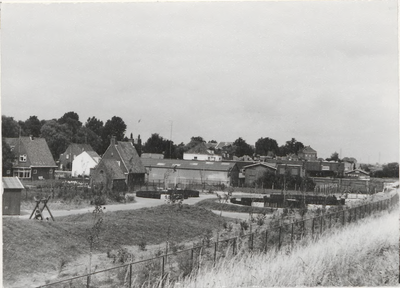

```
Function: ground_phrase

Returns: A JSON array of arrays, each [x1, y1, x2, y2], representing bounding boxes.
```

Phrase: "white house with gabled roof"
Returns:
[[72, 151, 101, 177]]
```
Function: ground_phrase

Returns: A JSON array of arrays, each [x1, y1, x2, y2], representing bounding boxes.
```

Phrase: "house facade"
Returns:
[[71, 151, 101, 177], [345, 169, 370, 179], [4, 137, 58, 180], [59, 143, 95, 170], [298, 146, 318, 160], [242, 163, 277, 186], [141, 158, 239, 187], [183, 142, 222, 161], [98, 137, 146, 190], [90, 159, 128, 193]]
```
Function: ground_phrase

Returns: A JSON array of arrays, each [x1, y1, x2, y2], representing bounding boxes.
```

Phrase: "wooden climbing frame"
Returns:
[[29, 195, 55, 221]]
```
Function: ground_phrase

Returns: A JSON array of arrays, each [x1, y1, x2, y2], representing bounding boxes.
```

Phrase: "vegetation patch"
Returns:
[[3, 204, 227, 285], [195, 198, 273, 214]]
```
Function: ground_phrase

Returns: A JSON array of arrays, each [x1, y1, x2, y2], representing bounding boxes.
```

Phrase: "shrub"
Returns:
[[138, 239, 147, 251], [240, 220, 249, 231]]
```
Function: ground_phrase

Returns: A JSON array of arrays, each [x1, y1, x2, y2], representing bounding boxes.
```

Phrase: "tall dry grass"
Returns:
[[170, 209, 399, 287]]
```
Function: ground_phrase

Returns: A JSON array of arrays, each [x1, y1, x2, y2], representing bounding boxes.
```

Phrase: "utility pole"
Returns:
[[169, 120, 173, 159]]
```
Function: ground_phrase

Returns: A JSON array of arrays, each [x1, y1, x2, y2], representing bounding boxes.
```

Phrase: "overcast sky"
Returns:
[[1, 0, 398, 164]]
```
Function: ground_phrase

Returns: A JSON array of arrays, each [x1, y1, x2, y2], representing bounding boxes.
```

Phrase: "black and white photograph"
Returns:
[[1, 0, 399, 287]]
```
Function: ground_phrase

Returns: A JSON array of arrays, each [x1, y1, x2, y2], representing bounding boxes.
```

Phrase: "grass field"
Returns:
[[3, 204, 228, 287], [167, 207, 399, 287]]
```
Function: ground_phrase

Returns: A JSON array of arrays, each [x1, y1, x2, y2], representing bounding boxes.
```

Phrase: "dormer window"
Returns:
[[19, 154, 27, 162], [66, 154, 69, 159]]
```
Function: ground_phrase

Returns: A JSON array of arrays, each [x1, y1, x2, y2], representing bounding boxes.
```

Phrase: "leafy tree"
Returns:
[[232, 137, 254, 158], [2, 115, 20, 138], [74, 127, 103, 154], [184, 136, 206, 151], [143, 133, 168, 154], [255, 137, 279, 156], [2, 138, 15, 176], [174, 142, 186, 159], [58, 111, 82, 138], [208, 140, 217, 144], [381, 162, 399, 178], [100, 116, 127, 153], [85, 116, 104, 135], [278, 138, 304, 156], [326, 152, 340, 162], [21, 115, 42, 137], [40, 120, 73, 160]]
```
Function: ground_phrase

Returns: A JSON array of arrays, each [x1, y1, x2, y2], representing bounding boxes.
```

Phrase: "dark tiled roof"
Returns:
[[186, 142, 213, 155], [67, 143, 94, 156], [116, 141, 146, 173], [86, 151, 101, 159], [98, 159, 126, 179], [2, 177, 24, 189], [141, 158, 236, 172], [300, 146, 317, 153], [6, 137, 57, 167]]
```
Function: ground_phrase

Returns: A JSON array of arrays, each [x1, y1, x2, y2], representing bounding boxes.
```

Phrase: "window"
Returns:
[[19, 154, 27, 162], [194, 157, 198, 160], [33, 169, 37, 174], [291, 168, 298, 175], [14, 168, 31, 178], [66, 154, 69, 159], [49, 169, 53, 174], [6, 170, 11, 175]]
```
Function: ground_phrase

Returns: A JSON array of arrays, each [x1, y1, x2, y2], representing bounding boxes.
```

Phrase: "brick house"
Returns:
[[298, 146, 317, 160], [93, 136, 146, 190], [4, 137, 57, 180]]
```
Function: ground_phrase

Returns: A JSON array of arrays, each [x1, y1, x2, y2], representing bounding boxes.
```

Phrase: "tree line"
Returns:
[[2, 112, 310, 161]]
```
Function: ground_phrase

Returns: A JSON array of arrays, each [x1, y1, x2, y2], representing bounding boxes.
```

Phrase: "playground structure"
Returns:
[[29, 196, 55, 221]]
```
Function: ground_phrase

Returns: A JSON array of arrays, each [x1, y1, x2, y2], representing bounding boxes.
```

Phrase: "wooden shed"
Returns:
[[2, 177, 24, 215]]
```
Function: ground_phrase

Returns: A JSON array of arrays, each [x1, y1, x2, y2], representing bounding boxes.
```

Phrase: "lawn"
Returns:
[[3, 204, 228, 287]]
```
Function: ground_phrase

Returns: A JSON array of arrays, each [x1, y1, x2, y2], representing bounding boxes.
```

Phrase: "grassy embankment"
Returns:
[[167, 207, 399, 287], [3, 204, 228, 287]]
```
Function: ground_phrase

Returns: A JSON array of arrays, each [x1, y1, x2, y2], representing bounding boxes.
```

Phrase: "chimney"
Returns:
[[137, 135, 142, 156], [110, 136, 116, 146]]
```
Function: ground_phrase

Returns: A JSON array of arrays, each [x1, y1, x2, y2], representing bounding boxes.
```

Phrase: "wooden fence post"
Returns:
[[278, 226, 282, 250], [87, 275, 90, 288], [320, 216, 323, 234], [264, 230, 268, 252], [291, 222, 294, 246], [129, 264, 132, 288], [312, 218, 314, 236]]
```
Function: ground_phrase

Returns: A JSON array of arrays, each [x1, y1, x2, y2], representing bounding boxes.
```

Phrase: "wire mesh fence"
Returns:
[[38, 192, 398, 288]]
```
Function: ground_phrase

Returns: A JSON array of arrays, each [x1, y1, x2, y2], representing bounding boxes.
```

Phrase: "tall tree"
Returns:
[[255, 137, 279, 156], [232, 137, 254, 158], [74, 126, 103, 154], [326, 152, 340, 162], [185, 136, 206, 151], [22, 115, 42, 137], [85, 116, 104, 135], [2, 115, 20, 138], [58, 112, 82, 143], [278, 138, 304, 156], [2, 138, 15, 176], [143, 133, 168, 154], [100, 116, 127, 153], [40, 120, 73, 160]]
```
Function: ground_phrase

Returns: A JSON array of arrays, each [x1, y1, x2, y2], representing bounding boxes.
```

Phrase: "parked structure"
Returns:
[[59, 143, 95, 170], [2, 177, 24, 215], [4, 137, 58, 180], [345, 169, 370, 179], [71, 151, 101, 177], [183, 142, 222, 161], [90, 159, 128, 192], [91, 137, 145, 191], [141, 158, 239, 187], [242, 163, 276, 186]]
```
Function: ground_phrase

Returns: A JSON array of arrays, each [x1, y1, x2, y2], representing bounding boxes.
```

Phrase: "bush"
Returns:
[[240, 220, 249, 231]]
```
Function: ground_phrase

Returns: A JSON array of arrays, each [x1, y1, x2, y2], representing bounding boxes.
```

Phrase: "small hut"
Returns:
[[3, 177, 24, 215]]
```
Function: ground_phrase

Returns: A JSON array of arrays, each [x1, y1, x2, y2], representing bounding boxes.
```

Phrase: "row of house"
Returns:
[[4, 137, 369, 192]]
